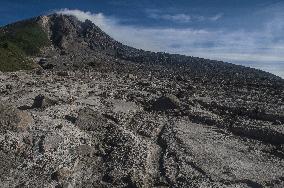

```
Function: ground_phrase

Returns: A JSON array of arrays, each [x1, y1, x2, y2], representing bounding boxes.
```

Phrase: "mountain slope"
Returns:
[[1, 14, 282, 81], [0, 14, 283, 188], [0, 18, 50, 71]]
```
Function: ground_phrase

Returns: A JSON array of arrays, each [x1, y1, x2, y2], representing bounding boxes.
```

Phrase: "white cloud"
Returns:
[[57, 9, 284, 78], [149, 13, 192, 23], [209, 13, 223, 21], [56, 9, 115, 30], [146, 10, 223, 23]]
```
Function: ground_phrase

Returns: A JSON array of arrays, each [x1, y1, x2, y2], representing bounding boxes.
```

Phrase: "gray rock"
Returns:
[[0, 102, 32, 133], [150, 94, 181, 111], [31, 94, 58, 109]]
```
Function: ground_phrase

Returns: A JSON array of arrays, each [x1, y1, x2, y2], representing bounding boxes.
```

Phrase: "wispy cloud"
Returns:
[[56, 9, 115, 30], [148, 13, 192, 23], [146, 9, 223, 23], [57, 9, 284, 77], [209, 13, 223, 21]]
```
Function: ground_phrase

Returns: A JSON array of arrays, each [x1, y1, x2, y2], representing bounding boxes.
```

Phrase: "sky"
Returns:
[[1, 0, 284, 78]]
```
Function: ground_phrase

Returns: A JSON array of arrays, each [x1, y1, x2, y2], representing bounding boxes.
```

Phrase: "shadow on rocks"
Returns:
[[18, 94, 58, 110]]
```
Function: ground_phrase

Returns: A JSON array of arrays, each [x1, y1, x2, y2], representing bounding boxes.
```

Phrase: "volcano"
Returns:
[[0, 14, 283, 187]]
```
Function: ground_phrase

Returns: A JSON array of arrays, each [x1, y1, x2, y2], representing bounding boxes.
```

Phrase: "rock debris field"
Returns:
[[0, 14, 284, 187]]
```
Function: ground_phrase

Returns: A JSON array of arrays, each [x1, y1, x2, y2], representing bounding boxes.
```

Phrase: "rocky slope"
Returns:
[[0, 14, 284, 187]]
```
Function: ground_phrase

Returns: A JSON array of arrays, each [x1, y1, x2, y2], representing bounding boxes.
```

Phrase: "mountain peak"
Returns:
[[35, 13, 116, 50]]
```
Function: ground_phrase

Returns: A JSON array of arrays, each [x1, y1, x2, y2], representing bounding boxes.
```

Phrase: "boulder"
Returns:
[[31, 94, 58, 109], [57, 71, 69, 77], [42, 64, 54, 70], [150, 94, 181, 111], [38, 58, 47, 66], [0, 102, 32, 133], [75, 108, 109, 131]]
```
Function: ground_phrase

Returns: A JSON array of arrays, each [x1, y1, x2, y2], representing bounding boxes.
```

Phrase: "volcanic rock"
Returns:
[[0, 14, 283, 188], [31, 94, 58, 109], [0, 102, 32, 133], [150, 94, 181, 111]]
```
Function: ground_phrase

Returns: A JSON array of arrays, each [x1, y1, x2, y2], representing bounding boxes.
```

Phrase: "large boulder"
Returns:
[[0, 102, 32, 133], [75, 108, 109, 131], [150, 94, 181, 111], [31, 94, 58, 109]]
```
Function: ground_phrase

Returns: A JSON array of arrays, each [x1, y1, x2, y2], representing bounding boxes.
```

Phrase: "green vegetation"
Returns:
[[0, 21, 50, 72]]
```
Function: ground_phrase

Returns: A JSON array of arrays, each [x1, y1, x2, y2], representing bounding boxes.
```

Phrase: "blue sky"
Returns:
[[1, 0, 284, 77]]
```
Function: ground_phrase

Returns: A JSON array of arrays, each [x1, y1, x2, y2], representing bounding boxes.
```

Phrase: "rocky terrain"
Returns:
[[0, 14, 284, 187]]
